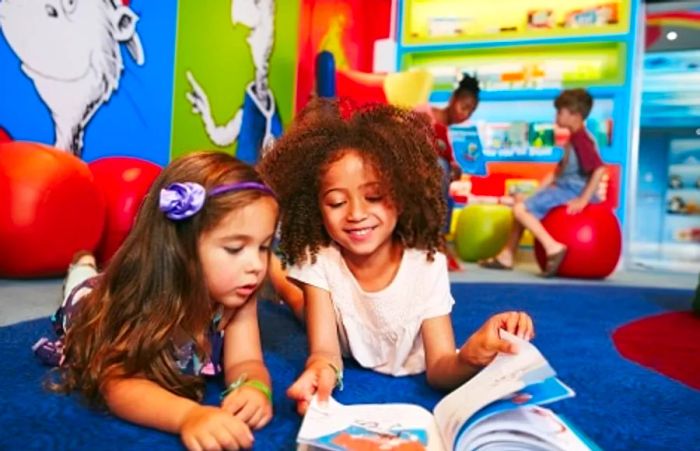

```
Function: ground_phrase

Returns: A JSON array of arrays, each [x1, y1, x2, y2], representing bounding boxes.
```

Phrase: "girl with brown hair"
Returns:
[[35, 151, 278, 450]]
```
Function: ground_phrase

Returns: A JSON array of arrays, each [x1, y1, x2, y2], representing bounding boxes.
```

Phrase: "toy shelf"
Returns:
[[402, 41, 626, 92], [402, 0, 631, 46]]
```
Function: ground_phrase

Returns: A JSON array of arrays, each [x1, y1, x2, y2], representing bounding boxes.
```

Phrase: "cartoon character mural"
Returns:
[[185, 0, 282, 165], [0, 0, 144, 158]]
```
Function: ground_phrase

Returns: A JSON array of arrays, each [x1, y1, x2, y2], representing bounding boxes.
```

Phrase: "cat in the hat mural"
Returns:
[[0, 0, 144, 158], [185, 0, 282, 165]]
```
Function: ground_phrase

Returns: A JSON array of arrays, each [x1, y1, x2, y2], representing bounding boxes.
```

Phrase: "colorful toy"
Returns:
[[89, 157, 162, 265], [454, 204, 513, 262], [534, 203, 621, 278], [0, 142, 105, 277]]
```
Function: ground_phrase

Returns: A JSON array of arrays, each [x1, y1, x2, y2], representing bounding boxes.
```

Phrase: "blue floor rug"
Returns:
[[1, 283, 698, 450]]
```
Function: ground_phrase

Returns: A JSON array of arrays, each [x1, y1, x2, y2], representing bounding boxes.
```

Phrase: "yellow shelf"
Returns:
[[402, 42, 626, 90], [402, 0, 630, 45]]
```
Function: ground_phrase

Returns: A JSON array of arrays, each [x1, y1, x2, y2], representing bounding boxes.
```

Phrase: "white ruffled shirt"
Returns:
[[287, 245, 454, 376]]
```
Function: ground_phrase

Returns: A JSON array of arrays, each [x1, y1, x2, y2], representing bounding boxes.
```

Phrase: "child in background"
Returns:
[[414, 73, 481, 271], [479, 88, 607, 277], [34, 152, 278, 450], [259, 101, 534, 414]]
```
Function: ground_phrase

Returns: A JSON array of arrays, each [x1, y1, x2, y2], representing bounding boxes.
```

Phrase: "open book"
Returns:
[[297, 331, 599, 451]]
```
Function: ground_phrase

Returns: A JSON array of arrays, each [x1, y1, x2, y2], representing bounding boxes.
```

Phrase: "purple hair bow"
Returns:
[[159, 182, 206, 220]]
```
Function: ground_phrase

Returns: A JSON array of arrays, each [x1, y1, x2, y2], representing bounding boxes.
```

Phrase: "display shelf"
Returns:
[[429, 87, 620, 103], [403, 41, 626, 91], [402, 0, 630, 46], [394, 0, 641, 226]]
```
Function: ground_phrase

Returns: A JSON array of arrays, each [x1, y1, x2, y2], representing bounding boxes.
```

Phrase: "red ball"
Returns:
[[0, 142, 105, 277], [534, 203, 622, 279], [0, 127, 12, 143], [89, 157, 162, 265]]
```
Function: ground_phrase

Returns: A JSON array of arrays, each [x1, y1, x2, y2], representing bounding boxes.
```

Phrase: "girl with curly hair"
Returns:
[[34, 151, 277, 450], [259, 101, 535, 415]]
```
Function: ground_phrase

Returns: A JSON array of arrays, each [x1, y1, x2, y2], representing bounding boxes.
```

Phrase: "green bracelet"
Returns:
[[242, 379, 273, 403], [220, 374, 272, 403], [328, 362, 344, 391]]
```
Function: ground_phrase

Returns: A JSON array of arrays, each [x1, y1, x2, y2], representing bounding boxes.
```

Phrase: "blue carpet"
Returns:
[[1, 283, 698, 450]]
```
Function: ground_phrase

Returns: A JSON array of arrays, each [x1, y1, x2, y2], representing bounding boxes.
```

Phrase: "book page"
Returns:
[[459, 376, 575, 435], [298, 397, 446, 451], [456, 406, 593, 451], [432, 331, 555, 451]]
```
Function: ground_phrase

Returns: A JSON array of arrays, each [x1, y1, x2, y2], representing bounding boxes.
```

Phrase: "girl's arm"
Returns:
[[304, 284, 342, 368], [421, 315, 481, 391], [104, 377, 201, 433], [422, 311, 535, 391], [221, 297, 273, 430], [104, 377, 253, 449], [222, 297, 270, 388], [287, 283, 342, 414]]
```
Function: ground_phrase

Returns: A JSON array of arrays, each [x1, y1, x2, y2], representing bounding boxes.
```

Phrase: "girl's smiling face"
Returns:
[[319, 149, 398, 261]]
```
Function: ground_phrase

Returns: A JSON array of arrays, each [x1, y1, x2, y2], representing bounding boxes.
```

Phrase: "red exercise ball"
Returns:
[[0, 141, 105, 277], [0, 127, 12, 143], [89, 157, 162, 265], [534, 203, 622, 279]]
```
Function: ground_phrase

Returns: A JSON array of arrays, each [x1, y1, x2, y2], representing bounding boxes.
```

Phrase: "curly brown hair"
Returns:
[[259, 100, 446, 266], [51, 151, 275, 409]]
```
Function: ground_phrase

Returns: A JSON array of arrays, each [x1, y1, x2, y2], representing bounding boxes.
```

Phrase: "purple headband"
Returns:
[[159, 181, 274, 221]]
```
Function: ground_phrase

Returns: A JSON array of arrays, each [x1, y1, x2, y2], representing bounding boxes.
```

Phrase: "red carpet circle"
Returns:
[[613, 311, 700, 390]]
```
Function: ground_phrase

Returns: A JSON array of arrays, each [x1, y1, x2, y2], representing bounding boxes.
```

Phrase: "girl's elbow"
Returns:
[[425, 367, 449, 391]]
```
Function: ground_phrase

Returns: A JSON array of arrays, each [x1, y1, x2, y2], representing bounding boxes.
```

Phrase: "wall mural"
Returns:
[[1, 1, 299, 166], [185, 0, 281, 164], [171, 0, 299, 162], [0, 0, 144, 158]]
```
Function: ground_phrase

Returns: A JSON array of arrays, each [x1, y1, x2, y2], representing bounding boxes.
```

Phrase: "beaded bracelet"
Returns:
[[220, 374, 272, 403]]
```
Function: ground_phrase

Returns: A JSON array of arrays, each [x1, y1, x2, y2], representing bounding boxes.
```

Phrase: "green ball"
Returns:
[[454, 204, 513, 262]]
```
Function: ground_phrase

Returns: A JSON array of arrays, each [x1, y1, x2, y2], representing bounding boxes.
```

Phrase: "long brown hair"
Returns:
[[53, 151, 274, 408], [259, 100, 445, 267]]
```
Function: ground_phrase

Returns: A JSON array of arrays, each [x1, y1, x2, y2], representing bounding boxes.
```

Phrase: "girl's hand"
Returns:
[[180, 405, 253, 451], [458, 311, 535, 367], [221, 386, 273, 430], [287, 360, 338, 415]]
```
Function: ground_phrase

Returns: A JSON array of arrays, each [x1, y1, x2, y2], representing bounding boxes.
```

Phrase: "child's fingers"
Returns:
[[192, 435, 218, 451], [211, 427, 239, 451], [297, 399, 310, 415], [234, 402, 260, 425], [222, 418, 254, 449], [249, 405, 272, 430], [315, 367, 337, 404], [495, 338, 517, 354], [520, 314, 535, 340], [181, 435, 202, 451], [221, 393, 246, 415], [286, 371, 316, 401], [505, 312, 520, 333], [248, 407, 266, 429]]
